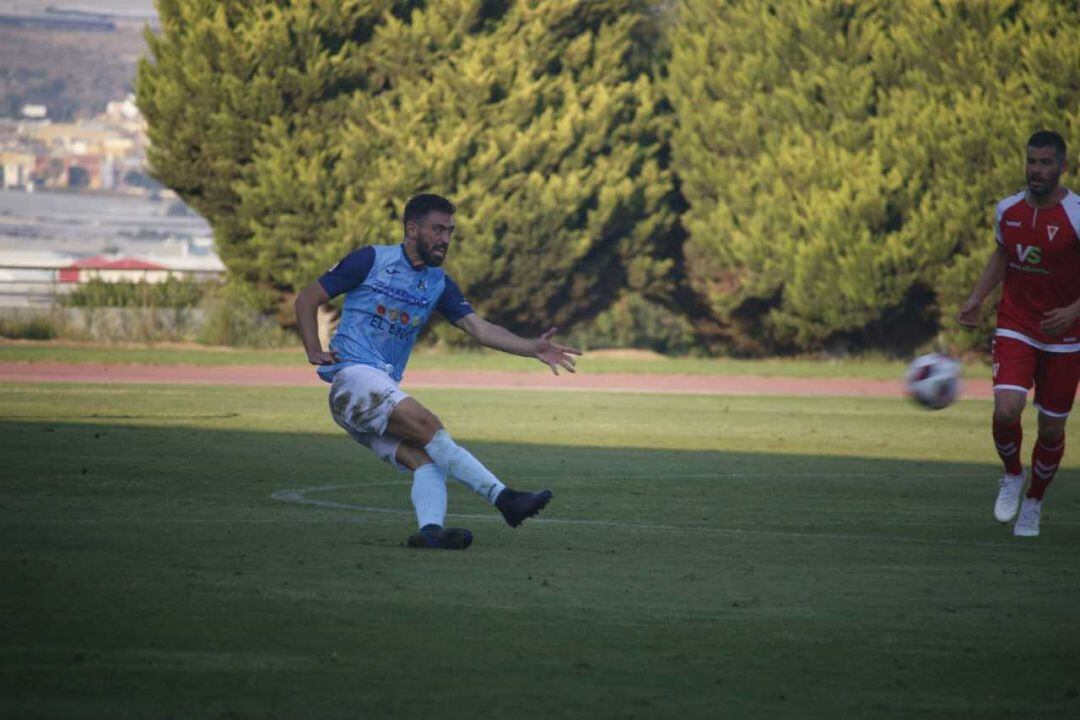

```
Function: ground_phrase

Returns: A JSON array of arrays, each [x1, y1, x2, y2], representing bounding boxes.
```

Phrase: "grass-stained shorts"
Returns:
[[328, 363, 411, 470]]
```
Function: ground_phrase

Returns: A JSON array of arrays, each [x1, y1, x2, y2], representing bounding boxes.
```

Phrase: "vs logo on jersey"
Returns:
[[1016, 244, 1042, 264]]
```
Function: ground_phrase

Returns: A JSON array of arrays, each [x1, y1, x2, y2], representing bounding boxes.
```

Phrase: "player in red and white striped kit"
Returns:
[[958, 130, 1080, 537]]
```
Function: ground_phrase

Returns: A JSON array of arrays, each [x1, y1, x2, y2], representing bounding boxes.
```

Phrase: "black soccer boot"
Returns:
[[406, 524, 474, 550], [495, 488, 554, 528]]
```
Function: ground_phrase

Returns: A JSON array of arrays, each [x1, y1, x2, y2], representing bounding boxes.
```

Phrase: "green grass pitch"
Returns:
[[2, 382, 1078, 718]]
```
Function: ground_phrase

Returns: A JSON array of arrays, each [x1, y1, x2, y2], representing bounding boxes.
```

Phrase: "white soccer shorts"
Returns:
[[327, 363, 411, 471]]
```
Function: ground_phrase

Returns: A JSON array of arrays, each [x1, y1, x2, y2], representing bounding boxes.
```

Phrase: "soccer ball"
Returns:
[[904, 353, 962, 410]]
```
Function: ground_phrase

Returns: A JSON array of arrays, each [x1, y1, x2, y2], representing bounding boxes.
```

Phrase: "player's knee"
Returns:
[[403, 406, 444, 444], [1038, 430, 1065, 446], [993, 406, 1023, 426], [1037, 422, 1066, 446], [416, 412, 444, 441], [389, 398, 444, 444]]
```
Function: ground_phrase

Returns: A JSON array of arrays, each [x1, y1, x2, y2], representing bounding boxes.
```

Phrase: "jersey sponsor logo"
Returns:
[[1047, 225, 1059, 242], [370, 280, 429, 307], [368, 307, 416, 341], [1005, 220, 1023, 227], [1009, 244, 1051, 274], [384, 267, 400, 276], [1016, 245, 1042, 264], [373, 305, 416, 327]]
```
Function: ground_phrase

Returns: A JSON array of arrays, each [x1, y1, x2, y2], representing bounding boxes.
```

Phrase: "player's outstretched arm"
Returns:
[[454, 314, 582, 375], [957, 246, 1007, 327], [294, 281, 340, 365]]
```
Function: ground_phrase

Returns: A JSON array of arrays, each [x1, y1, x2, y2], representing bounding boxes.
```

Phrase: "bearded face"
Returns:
[[407, 210, 455, 267], [1026, 146, 1066, 198]]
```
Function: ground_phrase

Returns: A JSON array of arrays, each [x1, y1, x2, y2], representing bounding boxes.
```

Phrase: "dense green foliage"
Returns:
[[564, 291, 699, 355], [137, 0, 396, 314], [139, 0, 1080, 355], [667, 0, 1080, 354], [0, 316, 58, 341], [138, 0, 677, 337], [60, 277, 210, 309], [51, 278, 291, 346]]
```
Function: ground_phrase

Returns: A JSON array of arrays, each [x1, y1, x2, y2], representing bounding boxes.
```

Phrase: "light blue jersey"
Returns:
[[316, 244, 474, 383]]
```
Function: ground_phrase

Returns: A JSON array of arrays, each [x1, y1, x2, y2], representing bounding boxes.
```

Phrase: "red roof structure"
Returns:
[[58, 255, 169, 283], [68, 255, 168, 271]]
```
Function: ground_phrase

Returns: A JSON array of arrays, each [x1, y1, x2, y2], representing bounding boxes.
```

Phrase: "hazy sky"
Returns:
[[0, 1, 155, 15]]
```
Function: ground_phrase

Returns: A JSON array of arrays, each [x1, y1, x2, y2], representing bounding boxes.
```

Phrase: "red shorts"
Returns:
[[992, 336, 1079, 417]]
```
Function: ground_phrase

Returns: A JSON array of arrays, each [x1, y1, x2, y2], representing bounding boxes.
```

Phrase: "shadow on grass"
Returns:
[[5, 419, 1079, 547], [4, 420, 1080, 719]]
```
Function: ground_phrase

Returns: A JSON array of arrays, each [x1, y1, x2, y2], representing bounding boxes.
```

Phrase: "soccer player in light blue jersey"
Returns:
[[294, 194, 582, 550]]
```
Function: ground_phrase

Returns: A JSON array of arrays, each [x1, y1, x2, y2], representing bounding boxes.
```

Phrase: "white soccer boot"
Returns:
[[994, 470, 1025, 523], [1013, 497, 1042, 537]]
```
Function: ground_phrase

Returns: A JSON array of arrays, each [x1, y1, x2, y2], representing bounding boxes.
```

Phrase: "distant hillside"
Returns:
[[0, 23, 148, 120]]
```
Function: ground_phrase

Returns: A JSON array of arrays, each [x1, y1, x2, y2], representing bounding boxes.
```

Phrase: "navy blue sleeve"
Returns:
[[318, 246, 375, 298], [437, 275, 475, 323]]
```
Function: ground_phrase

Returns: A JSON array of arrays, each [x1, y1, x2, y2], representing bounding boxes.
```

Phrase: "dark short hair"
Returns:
[[403, 194, 456, 230], [1027, 130, 1067, 163]]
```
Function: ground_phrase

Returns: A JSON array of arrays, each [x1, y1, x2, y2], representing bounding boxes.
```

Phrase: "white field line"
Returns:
[[270, 476, 1080, 549]]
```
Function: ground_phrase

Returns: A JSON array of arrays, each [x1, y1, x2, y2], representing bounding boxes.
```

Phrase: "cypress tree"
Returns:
[[666, 0, 907, 354], [137, 0, 417, 313], [666, 0, 1080, 355], [140, 0, 677, 334]]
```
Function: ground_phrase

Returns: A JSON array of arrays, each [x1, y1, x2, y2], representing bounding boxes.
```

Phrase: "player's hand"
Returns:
[[1040, 306, 1080, 336], [956, 298, 982, 328], [534, 327, 582, 375], [306, 349, 340, 366]]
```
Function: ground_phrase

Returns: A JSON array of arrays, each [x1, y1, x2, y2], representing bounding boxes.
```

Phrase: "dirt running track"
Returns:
[[0, 361, 997, 399]]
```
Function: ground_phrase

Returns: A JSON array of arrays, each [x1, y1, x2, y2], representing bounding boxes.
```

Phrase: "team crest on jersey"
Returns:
[[417, 279, 427, 291], [1047, 225, 1059, 242]]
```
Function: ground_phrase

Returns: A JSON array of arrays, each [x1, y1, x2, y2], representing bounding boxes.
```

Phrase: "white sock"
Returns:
[[424, 429, 506, 504], [410, 463, 447, 529]]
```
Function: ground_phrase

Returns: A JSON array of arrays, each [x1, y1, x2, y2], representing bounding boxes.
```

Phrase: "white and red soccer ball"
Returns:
[[904, 353, 962, 410]]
